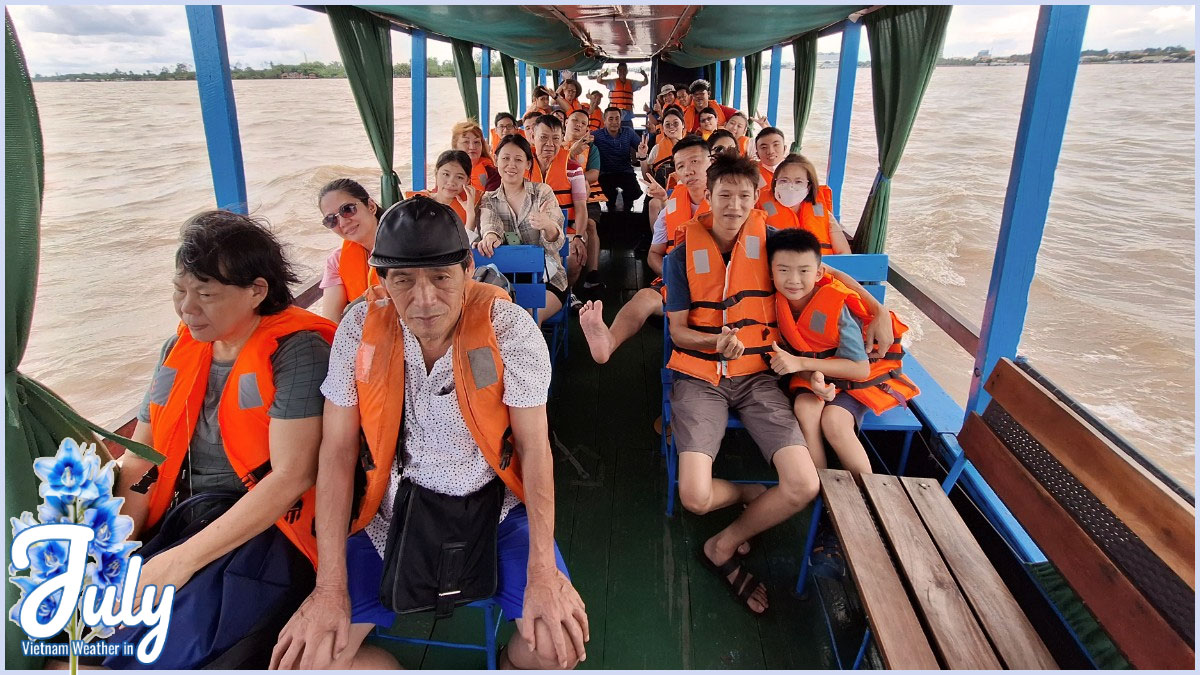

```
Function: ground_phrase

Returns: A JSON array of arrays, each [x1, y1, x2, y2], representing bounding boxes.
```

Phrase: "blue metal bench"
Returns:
[[472, 236, 570, 365], [371, 597, 504, 669]]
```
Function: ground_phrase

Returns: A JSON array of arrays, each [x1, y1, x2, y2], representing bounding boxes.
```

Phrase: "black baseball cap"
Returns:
[[368, 195, 470, 269]]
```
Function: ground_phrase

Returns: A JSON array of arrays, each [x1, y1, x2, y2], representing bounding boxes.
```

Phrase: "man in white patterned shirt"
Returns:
[[273, 196, 587, 670]]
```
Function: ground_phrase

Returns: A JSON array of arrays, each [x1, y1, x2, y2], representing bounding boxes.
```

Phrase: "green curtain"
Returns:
[[744, 51, 763, 133], [500, 53, 518, 115], [5, 12, 160, 667], [790, 33, 818, 153], [327, 5, 401, 208], [450, 38, 479, 122], [531, 66, 541, 95], [702, 62, 716, 90], [853, 5, 951, 253], [551, 69, 561, 90], [720, 60, 733, 106]]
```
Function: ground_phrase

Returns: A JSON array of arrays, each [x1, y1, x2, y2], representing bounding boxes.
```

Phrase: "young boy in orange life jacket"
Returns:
[[764, 228, 919, 476]]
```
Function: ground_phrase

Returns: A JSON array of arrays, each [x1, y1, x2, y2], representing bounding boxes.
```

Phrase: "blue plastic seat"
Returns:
[[371, 597, 504, 669]]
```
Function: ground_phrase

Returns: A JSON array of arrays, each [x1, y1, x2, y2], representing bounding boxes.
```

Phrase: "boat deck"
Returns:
[[369, 215, 880, 669]]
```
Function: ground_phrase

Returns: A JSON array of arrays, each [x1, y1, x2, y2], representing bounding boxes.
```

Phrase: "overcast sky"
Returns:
[[7, 3, 1196, 76]]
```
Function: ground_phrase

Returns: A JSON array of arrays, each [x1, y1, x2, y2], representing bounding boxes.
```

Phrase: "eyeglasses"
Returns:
[[322, 202, 357, 228]]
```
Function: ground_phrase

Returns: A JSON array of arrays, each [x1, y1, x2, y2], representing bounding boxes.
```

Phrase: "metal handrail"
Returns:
[[886, 261, 981, 355]]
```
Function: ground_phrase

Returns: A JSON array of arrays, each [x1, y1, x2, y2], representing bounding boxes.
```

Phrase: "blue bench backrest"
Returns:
[[823, 253, 888, 305], [473, 245, 546, 309]]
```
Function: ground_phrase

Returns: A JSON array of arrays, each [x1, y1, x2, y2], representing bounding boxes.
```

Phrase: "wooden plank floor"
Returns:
[[370, 219, 872, 669]]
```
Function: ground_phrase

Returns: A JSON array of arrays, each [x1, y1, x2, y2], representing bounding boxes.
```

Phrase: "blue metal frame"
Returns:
[[517, 60, 527, 117], [537, 66, 546, 88], [766, 44, 782, 126], [185, 5, 248, 213], [733, 56, 743, 110], [373, 598, 503, 669], [826, 20, 860, 222], [481, 46, 491, 134], [966, 5, 1088, 417], [411, 29, 428, 191]]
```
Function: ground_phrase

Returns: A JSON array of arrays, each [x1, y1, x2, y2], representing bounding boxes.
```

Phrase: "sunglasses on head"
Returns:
[[322, 202, 358, 228]]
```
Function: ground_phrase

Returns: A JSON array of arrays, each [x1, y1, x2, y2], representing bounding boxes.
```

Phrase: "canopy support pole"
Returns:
[[481, 46, 491, 134], [714, 60, 723, 105], [965, 4, 1088, 417], [766, 44, 782, 126], [518, 60, 527, 116], [827, 21, 860, 222], [537, 67, 546, 87], [185, 6, 247, 213], [733, 56, 743, 110], [412, 29, 427, 191]]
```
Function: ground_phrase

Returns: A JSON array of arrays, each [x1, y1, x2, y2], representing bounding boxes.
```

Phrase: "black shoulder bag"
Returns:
[[379, 477, 504, 618]]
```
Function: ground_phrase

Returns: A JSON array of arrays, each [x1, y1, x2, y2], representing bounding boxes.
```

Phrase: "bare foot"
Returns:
[[579, 300, 615, 364], [703, 535, 769, 613]]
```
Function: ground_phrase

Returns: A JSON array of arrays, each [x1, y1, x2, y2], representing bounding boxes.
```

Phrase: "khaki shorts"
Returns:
[[670, 371, 807, 464]]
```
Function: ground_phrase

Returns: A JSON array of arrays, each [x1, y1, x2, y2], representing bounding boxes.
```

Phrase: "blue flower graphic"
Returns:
[[8, 578, 62, 628], [32, 438, 95, 503], [82, 497, 133, 555], [36, 495, 72, 525], [87, 542, 138, 587], [26, 538, 70, 580], [10, 438, 140, 650]]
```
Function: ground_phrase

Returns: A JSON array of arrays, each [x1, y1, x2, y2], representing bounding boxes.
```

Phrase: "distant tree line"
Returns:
[[34, 55, 509, 82], [936, 45, 1193, 67]]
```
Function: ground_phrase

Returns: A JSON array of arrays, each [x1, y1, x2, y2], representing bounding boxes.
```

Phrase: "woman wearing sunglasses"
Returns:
[[316, 178, 380, 320]]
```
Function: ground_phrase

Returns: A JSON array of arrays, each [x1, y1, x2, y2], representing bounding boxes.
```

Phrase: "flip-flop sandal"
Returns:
[[698, 549, 768, 615], [809, 536, 846, 580]]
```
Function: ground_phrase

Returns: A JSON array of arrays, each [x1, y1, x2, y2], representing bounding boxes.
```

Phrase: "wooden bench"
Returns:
[[818, 468, 1057, 668], [959, 358, 1195, 668], [814, 356, 1196, 668]]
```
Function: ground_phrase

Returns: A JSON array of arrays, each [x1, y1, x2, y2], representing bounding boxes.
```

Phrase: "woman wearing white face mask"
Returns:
[[756, 153, 851, 255]]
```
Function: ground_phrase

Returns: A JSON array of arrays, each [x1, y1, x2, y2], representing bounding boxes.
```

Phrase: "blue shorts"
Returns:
[[346, 504, 569, 625]]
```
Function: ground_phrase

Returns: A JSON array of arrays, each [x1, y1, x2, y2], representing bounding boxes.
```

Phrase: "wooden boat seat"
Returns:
[[820, 468, 1057, 668], [958, 357, 1195, 668]]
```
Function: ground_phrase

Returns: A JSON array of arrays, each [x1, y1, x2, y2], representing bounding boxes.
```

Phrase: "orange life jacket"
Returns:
[[737, 136, 750, 156], [350, 282, 525, 534], [759, 163, 774, 192], [405, 189, 469, 227], [145, 307, 338, 566], [757, 184, 837, 252], [665, 210, 776, 385], [471, 157, 496, 192], [527, 147, 577, 228], [588, 106, 603, 132], [651, 136, 676, 176], [561, 99, 584, 115], [663, 185, 710, 252], [656, 187, 711, 302], [339, 240, 381, 304], [665, 173, 679, 191], [775, 276, 920, 415], [575, 144, 607, 204], [609, 79, 633, 110]]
